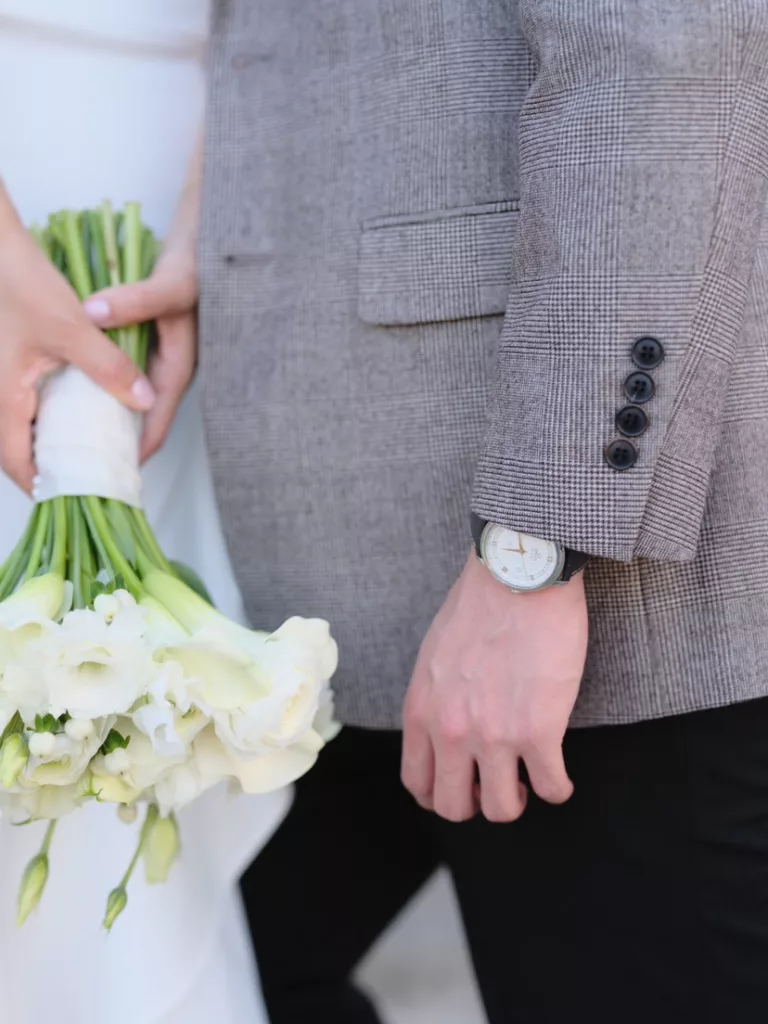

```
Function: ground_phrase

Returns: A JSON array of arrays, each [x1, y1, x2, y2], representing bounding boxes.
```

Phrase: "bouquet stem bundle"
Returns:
[[0, 204, 338, 929]]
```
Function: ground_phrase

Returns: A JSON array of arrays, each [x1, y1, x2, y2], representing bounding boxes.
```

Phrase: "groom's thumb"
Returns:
[[83, 271, 195, 329]]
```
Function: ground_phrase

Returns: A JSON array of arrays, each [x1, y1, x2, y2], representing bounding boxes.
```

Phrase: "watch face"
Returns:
[[480, 525, 564, 591]]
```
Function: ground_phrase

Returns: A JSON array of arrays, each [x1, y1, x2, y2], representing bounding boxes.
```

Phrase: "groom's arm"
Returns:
[[403, 1, 768, 823], [473, 0, 768, 563]]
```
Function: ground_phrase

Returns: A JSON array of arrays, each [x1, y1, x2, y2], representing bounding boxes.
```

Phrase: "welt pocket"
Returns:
[[357, 200, 519, 327]]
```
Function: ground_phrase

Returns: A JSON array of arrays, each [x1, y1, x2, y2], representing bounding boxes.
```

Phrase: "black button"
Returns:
[[605, 439, 638, 471], [615, 405, 648, 438], [624, 371, 655, 404], [631, 336, 664, 370]]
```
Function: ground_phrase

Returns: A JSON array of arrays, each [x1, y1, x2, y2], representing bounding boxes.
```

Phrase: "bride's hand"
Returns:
[[0, 185, 156, 494], [84, 233, 198, 463], [84, 139, 201, 463]]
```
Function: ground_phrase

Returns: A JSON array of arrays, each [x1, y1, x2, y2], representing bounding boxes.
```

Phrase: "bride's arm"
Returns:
[[84, 134, 201, 462], [0, 180, 156, 492]]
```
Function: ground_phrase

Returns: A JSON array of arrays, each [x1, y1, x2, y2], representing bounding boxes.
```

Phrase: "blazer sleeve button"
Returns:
[[624, 371, 655, 404], [615, 405, 648, 437], [605, 439, 638, 471], [631, 336, 665, 369]]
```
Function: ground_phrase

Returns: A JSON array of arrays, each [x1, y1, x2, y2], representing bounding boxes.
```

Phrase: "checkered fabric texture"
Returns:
[[201, 1, 768, 729]]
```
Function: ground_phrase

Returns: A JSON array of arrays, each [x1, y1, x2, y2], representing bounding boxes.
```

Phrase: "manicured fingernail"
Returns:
[[131, 377, 156, 410], [84, 298, 111, 323]]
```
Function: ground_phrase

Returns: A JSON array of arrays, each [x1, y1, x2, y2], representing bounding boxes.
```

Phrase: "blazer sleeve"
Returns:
[[471, 0, 768, 563]]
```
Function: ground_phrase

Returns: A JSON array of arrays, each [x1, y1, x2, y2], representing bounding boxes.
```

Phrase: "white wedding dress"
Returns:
[[0, 4, 287, 1022]]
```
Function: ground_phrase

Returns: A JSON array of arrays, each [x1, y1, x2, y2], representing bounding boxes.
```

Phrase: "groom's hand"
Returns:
[[402, 550, 588, 823]]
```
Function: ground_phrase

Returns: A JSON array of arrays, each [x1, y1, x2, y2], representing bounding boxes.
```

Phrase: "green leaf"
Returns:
[[100, 729, 131, 755], [33, 713, 62, 735], [105, 573, 126, 595], [168, 560, 213, 604]]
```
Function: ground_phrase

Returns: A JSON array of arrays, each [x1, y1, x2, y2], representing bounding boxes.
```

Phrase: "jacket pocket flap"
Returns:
[[358, 201, 518, 326]]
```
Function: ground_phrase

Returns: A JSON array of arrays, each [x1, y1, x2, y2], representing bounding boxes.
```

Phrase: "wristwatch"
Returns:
[[470, 513, 589, 593]]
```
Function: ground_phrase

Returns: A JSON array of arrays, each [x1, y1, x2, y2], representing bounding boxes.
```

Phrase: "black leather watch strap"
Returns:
[[470, 512, 589, 583], [470, 511, 486, 558], [560, 547, 590, 582]]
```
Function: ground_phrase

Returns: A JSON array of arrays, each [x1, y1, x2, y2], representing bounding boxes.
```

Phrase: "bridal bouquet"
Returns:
[[0, 203, 338, 929]]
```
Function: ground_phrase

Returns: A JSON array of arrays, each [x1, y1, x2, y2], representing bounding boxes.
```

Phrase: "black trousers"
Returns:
[[240, 698, 768, 1023]]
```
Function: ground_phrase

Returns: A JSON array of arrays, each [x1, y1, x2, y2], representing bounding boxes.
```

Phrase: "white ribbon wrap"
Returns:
[[33, 366, 143, 508]]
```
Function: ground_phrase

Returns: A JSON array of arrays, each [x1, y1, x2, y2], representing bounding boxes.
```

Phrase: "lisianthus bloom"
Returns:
[[0, 574, 71, 728], [132, 659, 207, 758], [143, 570, 338, 753], [36, 594, 154, 721], [0, 775, 92, 823]]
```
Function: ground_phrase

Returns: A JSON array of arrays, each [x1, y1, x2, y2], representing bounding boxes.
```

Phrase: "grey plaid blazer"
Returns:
[[201, 1, 768, 729]]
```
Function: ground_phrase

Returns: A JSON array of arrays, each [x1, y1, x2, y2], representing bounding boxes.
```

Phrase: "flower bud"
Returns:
[[103, 886, 128, 931], [104, 748, 131, 775], [17, 853, 49, 926], [94, 593, 121, 622], [65, 718, 94, 743], [117, 804, 138, 825], [143, 812, 180, 884], [28, 732, 56, 759], [0, 732, 28, 789]]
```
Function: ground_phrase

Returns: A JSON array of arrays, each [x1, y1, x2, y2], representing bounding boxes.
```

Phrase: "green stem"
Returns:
[[67, 499, 84, 609], [40, 820, 57, 857], [88, 209, 110, 292], [123, 203, 142, 285], [82, 497, 144, 597], [49, 498, 68, 577], [100, 201, 122, 289], [121, 804, 158, 888], [121, 203, 143, 365], [0, 506, 39, 597], [61, 211, 93, 300], [130, 509, 173, 574], [78, 498, 115, 580], [22, 503, 51, 582]]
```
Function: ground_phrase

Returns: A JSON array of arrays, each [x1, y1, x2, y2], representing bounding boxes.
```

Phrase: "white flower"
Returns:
[[0, 573, 71, 631], [24, 716, 113, 789], [37, 602, 154, 720], [103, 748, 131, 775], [313, 688, 342, 743], [90, 720, 185, 805], [158, 617, 337, 757], [131, 659, 206, 758], [0, 575, 70, 714], [65, 718, 94, 742], [0, 777, 90, 822], [93, 593, 121, 622], [28, 732, 56, 758]]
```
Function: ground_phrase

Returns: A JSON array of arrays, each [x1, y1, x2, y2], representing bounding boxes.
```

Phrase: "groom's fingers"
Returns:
[[401, 697, 436, 810], [477, 747, 527, 823], [432, 737, 476, 822]]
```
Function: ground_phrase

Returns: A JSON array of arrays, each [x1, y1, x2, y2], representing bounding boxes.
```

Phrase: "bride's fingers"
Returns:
[[84, 268, 197, 331], [139, 313, 197, 462], [0, 383, 37, 494]]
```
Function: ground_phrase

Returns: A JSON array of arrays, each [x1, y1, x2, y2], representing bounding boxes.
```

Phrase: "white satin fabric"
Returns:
[[0, 4, 286, 1021]]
